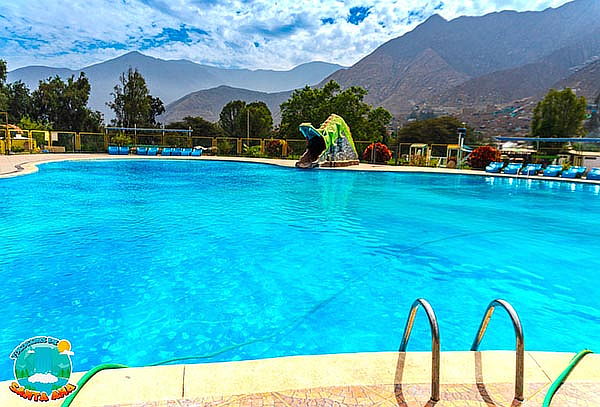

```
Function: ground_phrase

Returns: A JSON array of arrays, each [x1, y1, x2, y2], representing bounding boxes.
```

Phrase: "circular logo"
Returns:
[[9, 336, 76, 401]]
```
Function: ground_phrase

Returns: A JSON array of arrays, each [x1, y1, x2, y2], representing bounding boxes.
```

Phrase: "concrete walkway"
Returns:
[[2, 153, 600, 185]]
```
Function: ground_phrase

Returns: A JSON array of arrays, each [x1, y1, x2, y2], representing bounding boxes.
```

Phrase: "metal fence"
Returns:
[[6, 129, 593, 169]]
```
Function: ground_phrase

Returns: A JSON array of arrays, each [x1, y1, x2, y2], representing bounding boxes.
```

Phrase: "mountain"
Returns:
[[551, 58, 600, 101], [324, 0, 600, 114], [7, 52, 343, 119], [161, 86, 292, 124]]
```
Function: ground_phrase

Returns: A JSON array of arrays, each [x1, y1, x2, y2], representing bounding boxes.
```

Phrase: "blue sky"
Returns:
[[0, 0, 571, 71]]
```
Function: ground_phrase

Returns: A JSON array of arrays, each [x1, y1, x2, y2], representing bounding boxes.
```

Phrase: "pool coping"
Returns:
[[1, 351, 598, 406], [1, 153, 600, 185]]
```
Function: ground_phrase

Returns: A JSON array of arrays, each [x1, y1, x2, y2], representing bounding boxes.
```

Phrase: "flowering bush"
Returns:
[[362, 142, 393, 163], [468, 146, 501, 169], [264, 140, 283, 157]]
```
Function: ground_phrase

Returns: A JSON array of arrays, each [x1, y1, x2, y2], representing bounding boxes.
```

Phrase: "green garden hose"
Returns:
[[62, 363, 128, 407], [542, 349, 593, 407]]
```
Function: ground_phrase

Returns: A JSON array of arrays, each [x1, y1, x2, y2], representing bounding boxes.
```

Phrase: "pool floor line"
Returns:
[[1, 351, 599, 406], [2, 154, 600, 185]]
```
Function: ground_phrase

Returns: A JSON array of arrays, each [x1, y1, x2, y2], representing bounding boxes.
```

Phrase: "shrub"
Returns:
[[217, 139, 235, 155], [409, 154, 428, 167], [244, 145, 263, 157], [110, 134, 133, 147], [362, 142, 393, 163], [264, 140, 282, 157], [468, 146, 501, 169]]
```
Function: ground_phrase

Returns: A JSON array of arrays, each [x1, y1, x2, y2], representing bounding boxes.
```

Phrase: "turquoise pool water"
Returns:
[[1, 159, 599, 378]]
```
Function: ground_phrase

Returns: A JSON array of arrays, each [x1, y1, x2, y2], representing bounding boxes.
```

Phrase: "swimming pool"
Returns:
[[1, 159, 599, 378]]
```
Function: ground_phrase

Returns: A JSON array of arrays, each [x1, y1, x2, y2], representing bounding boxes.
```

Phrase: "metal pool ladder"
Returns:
[[471, 299, 525, 402], [398, 298, 524, 403], [399, 298, 440, 402]]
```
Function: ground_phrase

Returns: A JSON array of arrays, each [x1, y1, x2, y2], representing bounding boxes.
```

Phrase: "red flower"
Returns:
[[362, 142, 393, 163], [468, 146, 501, 169]]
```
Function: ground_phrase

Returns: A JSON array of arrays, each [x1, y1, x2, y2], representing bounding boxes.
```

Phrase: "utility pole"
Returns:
[[457, 125, 467, 169], [246, 108, 250, 144], [3, 112, 9, 154]]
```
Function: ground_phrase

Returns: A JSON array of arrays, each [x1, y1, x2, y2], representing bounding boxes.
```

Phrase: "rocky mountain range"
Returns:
[[325, 0, 600, 114], [161, 86, 292, 124], [162, 0, 600, 127], [8, 0, 600, 128], [7, 52, 343, 120]]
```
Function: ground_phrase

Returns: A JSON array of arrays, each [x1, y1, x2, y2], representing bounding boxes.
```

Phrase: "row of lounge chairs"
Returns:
[[486, 162, 600, 180], [107, 146, 203, 157]]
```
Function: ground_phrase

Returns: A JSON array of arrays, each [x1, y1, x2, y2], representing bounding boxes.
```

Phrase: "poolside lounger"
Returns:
[[119, 146, 130, 155], [172, 148, 182, 156], [520, 163, 542, 176], [485, 161, 504, 173], [561, 166, 587, 179], [181, 148, 193, 156], [191, 148, 203, 157], [147, 147, 158, 156], [108, 146, 119, 155], [161, 148, 172, 156], [136, 147, 148, 155], [586, 168, 600, 180], [502, 163, 522, 174], [543, 165, 563, 177]]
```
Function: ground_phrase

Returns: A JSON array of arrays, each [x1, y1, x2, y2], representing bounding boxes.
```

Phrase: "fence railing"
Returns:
[[5, 130, 593, 169]]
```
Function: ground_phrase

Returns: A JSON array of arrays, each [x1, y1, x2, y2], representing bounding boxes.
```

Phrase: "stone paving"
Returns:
[[98, 381, 600, 407]]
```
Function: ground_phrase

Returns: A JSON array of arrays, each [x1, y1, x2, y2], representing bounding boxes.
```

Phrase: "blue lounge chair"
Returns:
[[136, 147, 148, 155], [108, 146, 119, 155], [191, 148, 203, 157], [502, 163, 522, 174], [147, 147, 158, 156], [561, 166, 587, 179], [520, 163, 542, 176], [485, 161, 504, 173], [586, 168, 600, 180], [172, 148, 182, 156], [181, 148, 192, 156], [119, 146, 129, 155], [161, 148, 172, 156], [543, 165, 563, 177]]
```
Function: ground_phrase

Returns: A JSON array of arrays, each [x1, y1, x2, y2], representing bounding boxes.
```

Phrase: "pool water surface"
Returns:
[[0, 159, 599, 378]]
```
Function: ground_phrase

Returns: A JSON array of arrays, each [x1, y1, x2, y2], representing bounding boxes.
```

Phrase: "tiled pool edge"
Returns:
[[0, 351, 598, 406], [2, 154, 600, 185]]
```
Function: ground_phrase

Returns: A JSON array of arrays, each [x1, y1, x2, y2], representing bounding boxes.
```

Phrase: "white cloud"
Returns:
[[0, 0, 573, 71], [28, 373, 58, 384]]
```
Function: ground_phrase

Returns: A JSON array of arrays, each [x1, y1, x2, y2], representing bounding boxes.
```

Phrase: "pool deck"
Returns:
[[1, 351, 599, 406], [1, 153, 600, 184]]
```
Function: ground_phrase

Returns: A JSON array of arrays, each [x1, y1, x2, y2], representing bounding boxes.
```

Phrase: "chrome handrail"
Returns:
[[399, 298, 440, 402], [470, 299, 524, 401]]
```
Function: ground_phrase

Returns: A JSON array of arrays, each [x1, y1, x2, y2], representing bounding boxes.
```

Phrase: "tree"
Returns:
[[6, 81, 33, 123], [167, 116, 224, 138], [244, 101, 273, 138], [219, 100, 246, 137], [585, 91, 600, 134], [279, 80, 391, 141], [531, 88, 587, 137], [31, 73, 102, 131], [108, 68, 164, 128], [395, 116, 471, 144], [367, 107, 393, 143], [0, 59, 8, 113]]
